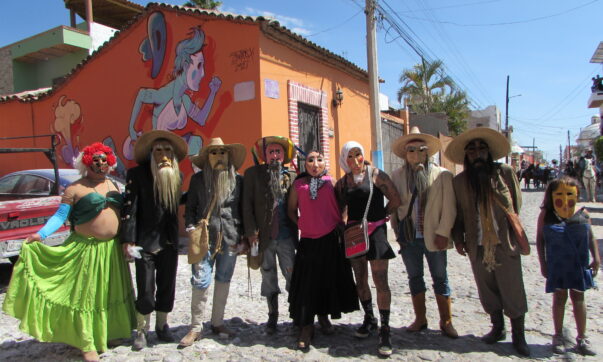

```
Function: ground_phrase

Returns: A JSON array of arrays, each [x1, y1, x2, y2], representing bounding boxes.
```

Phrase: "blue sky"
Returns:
[[1, 0, 602, 161]]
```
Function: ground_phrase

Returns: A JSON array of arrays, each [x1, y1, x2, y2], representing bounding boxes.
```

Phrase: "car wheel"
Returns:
[[9, 256, 19, 264]]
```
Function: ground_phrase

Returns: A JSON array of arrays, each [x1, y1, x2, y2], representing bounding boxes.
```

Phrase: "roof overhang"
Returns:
[[259, 21, 368, 82], [64, 0, 143, 29], [591, 42, 603, 63], [10, 26, 90, 63]]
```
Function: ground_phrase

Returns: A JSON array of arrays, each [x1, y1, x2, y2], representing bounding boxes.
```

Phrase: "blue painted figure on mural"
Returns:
[[124, 26, 222, 160]]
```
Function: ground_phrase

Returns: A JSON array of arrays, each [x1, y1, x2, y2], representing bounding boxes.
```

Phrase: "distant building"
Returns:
[[467, 105, 501, 131], [0, 0, 136, 95], [587, 41, 603, 135]]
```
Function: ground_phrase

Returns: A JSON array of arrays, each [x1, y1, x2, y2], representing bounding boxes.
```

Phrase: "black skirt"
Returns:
[[288, 229, 359, 326], [364, 223, 396, 260]]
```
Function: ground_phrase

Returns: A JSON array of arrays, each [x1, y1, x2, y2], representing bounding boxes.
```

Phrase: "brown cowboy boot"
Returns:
[[407, 292, 428, 332], [435, 294, 458, 338], [482, 310, 506, 344], [179, 287, 207, 348], [211, 281, 235, 338]]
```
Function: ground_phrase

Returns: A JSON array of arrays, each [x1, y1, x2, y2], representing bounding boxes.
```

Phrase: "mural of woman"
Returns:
[[124, 26, 222, 160]]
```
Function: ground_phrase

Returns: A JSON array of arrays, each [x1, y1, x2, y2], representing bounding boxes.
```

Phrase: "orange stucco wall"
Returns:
[[259, 35, 370, 179], [0, 7, 371, 183]]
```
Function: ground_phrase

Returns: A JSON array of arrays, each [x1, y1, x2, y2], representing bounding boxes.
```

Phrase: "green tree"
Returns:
[[397, 59, 469, 135], [183, 0, 222, 9], [432, 90, 470, 136], [397, 59, 454, 115], [594, 136, 603, 161]]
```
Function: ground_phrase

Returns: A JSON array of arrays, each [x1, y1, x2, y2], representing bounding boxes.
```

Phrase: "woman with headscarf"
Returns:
[[334, 141, 401, 357], [287, 150, 359, 351]]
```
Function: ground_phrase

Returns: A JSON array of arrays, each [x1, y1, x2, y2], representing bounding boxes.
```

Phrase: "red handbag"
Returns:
[[344, 167, 374, 258]]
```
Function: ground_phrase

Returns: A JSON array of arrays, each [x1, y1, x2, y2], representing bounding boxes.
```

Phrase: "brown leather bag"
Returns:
[[493, 196, 530, 255], [188, 196, 217, 264], [344, 219, 369, 258]]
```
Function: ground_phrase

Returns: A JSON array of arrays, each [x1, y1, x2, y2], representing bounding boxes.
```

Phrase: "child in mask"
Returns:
[[536, 176, 600, 355]]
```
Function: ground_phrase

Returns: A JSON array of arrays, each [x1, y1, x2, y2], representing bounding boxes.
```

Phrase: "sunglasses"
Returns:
[[406, 146, 428, 153]]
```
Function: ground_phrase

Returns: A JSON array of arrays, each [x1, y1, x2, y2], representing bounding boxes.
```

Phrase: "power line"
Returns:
[[306, 9, 363, 37], [374, 0, 489, 109], [394, 0, 502, 14], [398, 0, 600, 27], [407, 0, 496, 106], [532, 68, 599, 121]]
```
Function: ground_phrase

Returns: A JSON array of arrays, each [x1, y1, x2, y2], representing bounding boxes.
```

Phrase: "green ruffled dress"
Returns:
[[2, 191, 136, 352]]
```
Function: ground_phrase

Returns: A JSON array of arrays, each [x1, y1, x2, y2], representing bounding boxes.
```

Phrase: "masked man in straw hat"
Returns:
[[121, 130, 188, 350], [179, 138, 246, 347], [390, 127, 458, 339], [446, 127, 530, 356], [243, 136, 298, 335]]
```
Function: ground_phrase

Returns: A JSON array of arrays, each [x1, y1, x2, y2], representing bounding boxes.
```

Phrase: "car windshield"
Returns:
[[61, 174, 81, 185]]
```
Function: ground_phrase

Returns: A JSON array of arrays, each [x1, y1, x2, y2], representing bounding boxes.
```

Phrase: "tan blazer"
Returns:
[[390, 164, 456, 252], [451, 163, 522, 263]]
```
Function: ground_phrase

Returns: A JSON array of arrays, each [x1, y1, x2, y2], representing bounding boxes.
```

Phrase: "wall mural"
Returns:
[[52, 95, 84, 167], [123, 12, 224, 162], [50, 11, 233, 176]]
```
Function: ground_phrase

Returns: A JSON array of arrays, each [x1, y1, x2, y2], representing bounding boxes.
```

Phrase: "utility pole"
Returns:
[[505, 75, 510, 163], [559, 144, 562, 165], [366, 0, 383, 169], [567, 130, 571, 161], [532, 137, 536, 163]]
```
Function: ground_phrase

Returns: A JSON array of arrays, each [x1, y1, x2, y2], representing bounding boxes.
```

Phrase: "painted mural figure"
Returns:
[[2, 143, 136, 362], [120, 130, 188, 351], [125, 27, 222, 160], [52, 95, 83, 167]]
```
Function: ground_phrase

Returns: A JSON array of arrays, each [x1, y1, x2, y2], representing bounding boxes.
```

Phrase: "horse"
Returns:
[[518, 164, 535, 190]]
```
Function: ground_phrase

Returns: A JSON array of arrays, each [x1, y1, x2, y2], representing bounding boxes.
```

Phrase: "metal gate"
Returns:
[[297, 102, 321, 172], [381, 119, 404, 176]]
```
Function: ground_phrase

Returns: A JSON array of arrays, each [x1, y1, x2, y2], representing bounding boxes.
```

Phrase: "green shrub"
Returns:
[[595, 136, 603, 160]]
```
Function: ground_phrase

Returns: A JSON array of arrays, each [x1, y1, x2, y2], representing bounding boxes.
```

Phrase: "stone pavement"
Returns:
[[1, 189, 602, 361]]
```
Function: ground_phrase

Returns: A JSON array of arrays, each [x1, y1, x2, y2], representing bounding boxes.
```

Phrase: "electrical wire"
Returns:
[[305, 9, 363, 37], [399, 0, 600, 27]]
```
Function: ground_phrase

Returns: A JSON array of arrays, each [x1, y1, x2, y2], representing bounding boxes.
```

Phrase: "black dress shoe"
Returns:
[[155, 324, 175, 342]]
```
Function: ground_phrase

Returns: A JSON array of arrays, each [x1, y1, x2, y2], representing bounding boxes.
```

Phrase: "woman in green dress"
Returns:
[[2, 142, 136, 362]]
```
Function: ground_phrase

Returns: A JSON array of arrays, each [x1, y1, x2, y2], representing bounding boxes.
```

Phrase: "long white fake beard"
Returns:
[[151, 155, 181, 213]]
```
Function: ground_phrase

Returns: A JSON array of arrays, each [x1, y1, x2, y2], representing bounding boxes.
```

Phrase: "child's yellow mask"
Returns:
[[553, 183, 578, 219]]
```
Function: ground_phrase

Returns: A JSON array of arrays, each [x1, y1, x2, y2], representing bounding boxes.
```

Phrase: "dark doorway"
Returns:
[[297, 102, 321, 172]]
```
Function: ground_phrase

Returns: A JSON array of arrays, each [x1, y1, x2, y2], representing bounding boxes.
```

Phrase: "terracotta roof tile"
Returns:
[[1, 3, 367, 104]]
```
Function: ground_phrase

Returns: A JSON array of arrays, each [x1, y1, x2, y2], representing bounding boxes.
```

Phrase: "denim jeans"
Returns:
[[400, 238, 450, 296], [260, 236, 296, 297], [190, 241, 238, 290]]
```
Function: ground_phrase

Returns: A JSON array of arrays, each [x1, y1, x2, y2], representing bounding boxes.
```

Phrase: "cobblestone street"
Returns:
[[1, 188, 602, 361]]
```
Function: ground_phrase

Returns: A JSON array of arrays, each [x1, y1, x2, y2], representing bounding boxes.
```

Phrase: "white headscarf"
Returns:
[[339, 141, 365, 174]]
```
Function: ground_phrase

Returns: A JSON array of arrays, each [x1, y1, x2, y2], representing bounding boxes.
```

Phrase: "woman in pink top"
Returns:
[[287, 151, 359, 351]]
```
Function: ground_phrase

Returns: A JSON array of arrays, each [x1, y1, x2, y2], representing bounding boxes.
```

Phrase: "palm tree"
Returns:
[[183, 0, 222, 9], [432, 90, 470, 136], [397, 59, 454, 115]]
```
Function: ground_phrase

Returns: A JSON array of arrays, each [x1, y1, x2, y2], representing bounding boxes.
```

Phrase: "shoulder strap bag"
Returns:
[[397, 187, 417, 247], [344, 167, 375, 258]]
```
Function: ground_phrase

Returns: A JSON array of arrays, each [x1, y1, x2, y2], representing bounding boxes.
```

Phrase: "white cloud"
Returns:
[[222, 6, 312, 36]]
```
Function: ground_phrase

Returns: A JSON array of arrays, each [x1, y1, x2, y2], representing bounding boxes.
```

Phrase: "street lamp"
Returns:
[[504, 75, 521, 163]]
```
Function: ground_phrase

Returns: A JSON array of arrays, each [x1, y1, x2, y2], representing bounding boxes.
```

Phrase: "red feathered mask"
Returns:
[[81, 142, 117, 166]]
